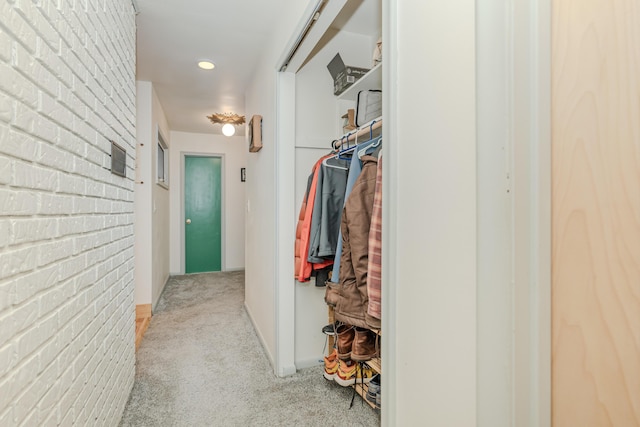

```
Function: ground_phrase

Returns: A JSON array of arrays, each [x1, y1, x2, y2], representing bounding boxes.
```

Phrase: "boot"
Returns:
[[336, 324, 355, 360], [351, 327, 377, 361]]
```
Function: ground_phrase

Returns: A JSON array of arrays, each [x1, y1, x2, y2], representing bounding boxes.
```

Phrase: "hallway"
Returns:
[[120, 272, 380, 426]]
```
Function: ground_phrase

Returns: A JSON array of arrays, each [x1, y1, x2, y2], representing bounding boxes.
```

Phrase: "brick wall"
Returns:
[[0, 1, 136, 425]]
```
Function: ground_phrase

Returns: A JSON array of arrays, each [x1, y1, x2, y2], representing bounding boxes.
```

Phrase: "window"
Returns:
[[157, 130, 168, 188]]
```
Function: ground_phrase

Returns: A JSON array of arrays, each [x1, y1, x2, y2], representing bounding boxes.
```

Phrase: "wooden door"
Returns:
[[185, 156, 222, 273], [552, 0, 640, 425]]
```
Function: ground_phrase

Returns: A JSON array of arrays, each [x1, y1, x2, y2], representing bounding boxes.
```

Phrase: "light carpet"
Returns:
[[119, 271, 380, 427]]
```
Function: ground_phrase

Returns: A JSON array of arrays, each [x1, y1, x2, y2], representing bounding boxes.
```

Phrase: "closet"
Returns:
[[288, 0, 383, 410]]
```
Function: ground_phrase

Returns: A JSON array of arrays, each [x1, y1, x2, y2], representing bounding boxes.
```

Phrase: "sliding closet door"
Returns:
[[552, 1, 640, 425]]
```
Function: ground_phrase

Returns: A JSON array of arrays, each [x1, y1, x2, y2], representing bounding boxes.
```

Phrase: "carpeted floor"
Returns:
[[119, 271, 380, 427]]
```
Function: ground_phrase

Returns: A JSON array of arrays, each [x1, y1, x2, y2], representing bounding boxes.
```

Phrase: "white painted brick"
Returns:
[[13, 361, 57, 422], [13, 102, 58, 144], [2, 353, 39, 408], [13, 265, 59, 305], [0, 279, 15, 312], [0, 246, 38, 279], [2, 1, 136, 424], [37, 335, 60, 374], [57, 129, 87, 157], [58, 86, 87, 121], [0, 94, 13, 124], [0, 299, 39, 345], [0, 28, 12, 63], [38, 239, 73, 267], [72, 196, 95, 215], [11, 218, 57, 245], [0, 1, 37, 53], [0, 155, 11, 185], [0, 341, 17, 378], [13, 0, 60, 52], [0, 406, 13, 426], [0, 126, 39, 162], [37, 38, 74, 90], [71, 114, 97, 145], [57, 173, 86, 196], [12, 162, 59, 193], [38, 91, 74, 130], [37, 142, 75, 172], [40, 407, 59, 427], [39, 193, 73, 215], [0, 188, 39, 216], [57, 216, 84, 237], [0, 62, 39, 109], [14, 43, 59, 98]]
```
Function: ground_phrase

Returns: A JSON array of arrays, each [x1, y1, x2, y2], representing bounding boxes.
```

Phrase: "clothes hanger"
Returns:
[[358, 136, 382, 159]]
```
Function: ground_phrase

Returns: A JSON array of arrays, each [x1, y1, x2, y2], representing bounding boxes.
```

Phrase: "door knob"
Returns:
[[186, 219, 191, 224]]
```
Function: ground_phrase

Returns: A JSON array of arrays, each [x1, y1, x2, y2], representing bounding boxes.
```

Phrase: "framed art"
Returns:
[[248, 114, 263, 152]]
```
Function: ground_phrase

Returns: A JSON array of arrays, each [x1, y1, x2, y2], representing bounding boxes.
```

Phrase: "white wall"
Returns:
[[244, 0, 312, 371], [383, 1, 477, 425], [135, 81, 171, 309], [0, 1, 136, 425], [168, 131, 246, 274]]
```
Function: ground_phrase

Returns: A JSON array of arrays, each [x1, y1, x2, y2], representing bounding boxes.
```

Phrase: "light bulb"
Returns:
[[222, 123, 235, 137]]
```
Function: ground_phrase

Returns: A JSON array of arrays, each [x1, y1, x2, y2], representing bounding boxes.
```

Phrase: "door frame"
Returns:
[[180, 152, 227, 274]]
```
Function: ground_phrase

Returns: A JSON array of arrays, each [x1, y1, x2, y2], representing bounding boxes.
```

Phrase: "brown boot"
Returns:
[[336, 324, 355, 360], [351, 327, 378, 361]]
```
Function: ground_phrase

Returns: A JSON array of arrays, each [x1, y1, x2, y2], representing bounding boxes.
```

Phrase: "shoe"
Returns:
[[351, 327, 378, 361], [323, 348, 339, 381], [335, 360, 375, 387], [321, 322, 336, 336], [336, 324, 355, 360], [367, 374, 380, 403]]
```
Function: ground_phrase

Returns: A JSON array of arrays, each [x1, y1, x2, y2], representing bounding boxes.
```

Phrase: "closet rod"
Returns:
[[332, 117, 382, 150]]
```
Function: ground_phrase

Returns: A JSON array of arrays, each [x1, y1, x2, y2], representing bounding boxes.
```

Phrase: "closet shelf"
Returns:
[[337, 63, 382, 101], [364, 357, 381, 374]]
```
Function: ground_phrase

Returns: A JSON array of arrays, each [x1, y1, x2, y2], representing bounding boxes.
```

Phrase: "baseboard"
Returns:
[[224, 267, 245, 272], [295, 357, 324, 370], [135, 304, 152, 350], [243, 302, 276, 370], [136, 304, 152, 319]]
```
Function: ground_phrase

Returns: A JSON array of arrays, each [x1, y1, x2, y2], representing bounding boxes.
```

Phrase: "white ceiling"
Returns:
[[135, 0, 288, 135], [135, 0, 381, 135]]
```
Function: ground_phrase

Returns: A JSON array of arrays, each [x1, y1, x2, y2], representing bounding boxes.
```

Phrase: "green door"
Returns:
[[185, 156, 222, 273]]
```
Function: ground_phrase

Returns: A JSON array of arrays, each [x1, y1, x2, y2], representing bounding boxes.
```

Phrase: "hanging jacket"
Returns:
[[367, 156, 383, 321], [335, 155, 380, 329], [295, 154, 333, 282], [308, 158, 349, 264]]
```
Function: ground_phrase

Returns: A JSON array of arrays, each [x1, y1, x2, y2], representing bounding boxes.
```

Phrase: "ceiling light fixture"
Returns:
[[207, 112, 246, 137], [198, 60, 215, 70], [222, 123, 236, 137]]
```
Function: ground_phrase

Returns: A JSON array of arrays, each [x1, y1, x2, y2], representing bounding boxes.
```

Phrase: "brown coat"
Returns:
[[335, 155, 381, 330]]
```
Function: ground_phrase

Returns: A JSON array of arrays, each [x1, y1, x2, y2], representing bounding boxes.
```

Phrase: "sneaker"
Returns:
[[366, 374, 380, 403], [335, 360, 375, 387], [321, 323, 336, 336], [323, 349, 339, 381]]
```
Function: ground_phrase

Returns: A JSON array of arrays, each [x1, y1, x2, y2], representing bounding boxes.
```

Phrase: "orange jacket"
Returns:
[[295, 155, 333, 282]]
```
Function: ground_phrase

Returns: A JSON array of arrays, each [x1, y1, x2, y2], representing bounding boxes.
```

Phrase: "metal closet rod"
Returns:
[[332, 117, 383, 150]]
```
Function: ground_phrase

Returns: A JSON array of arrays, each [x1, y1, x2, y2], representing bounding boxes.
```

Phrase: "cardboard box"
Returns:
[[327, 53, 369, 96]]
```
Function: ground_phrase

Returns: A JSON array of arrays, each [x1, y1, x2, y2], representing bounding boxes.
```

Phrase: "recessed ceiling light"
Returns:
[[198, 60, 215, 70]]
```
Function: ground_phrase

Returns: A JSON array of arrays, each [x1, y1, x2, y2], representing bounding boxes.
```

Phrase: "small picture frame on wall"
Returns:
[[241, 168, 246, 182], [248, 115, 263, 152]]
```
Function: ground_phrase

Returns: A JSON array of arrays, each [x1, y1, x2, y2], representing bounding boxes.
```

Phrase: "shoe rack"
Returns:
[[328, 306, 381, 409], [354, 331, 381, 410]]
